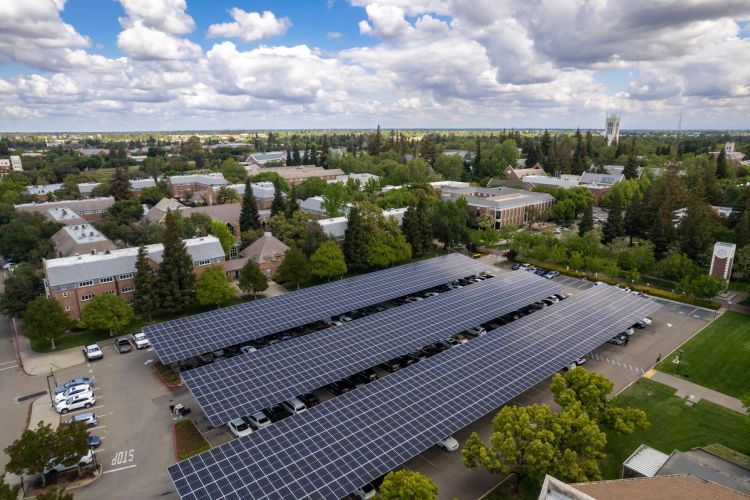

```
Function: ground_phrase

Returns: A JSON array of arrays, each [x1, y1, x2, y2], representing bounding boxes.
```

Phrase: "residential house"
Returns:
[[25, 183, 64, 201], [505, 163, 546, 183], [234, 232, 290, 279], [246, 165, 345, 186], [15, 197, 116, 223], [43, 236, 225, 320], [51, 224, 117, 258], [211, 182, 276, 211], [166, 173, 229, 204], [300, 196, 352, 219], [440, 186, 554, 228], [246, 151, 287, 166]]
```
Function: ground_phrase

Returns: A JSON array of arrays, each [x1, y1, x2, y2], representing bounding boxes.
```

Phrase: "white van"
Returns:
[[280, 397, 307, 415]]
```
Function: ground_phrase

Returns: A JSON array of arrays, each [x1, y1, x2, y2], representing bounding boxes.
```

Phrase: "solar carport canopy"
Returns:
[[183, 271, 562, 426], [146, 253, 492, 364], [168, 285, 661, 500]]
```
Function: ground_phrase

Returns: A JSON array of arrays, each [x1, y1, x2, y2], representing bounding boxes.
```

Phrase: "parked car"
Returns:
[[87, 435, 102, 449], [404, 296, 424, 303], [240, 345, 257, 354], [326, 380, 355, 396], [546, 295, 560, 303], [436, 436, 460, 452], [54, 384, 92, 404], [68, 412, 98, 427], [402, 351, 427, 365], [54, 377, 95, 395], [423, 291, 440, 298], [44, 449, 93, 475], [378, 359, 401, 373], [353, 483, 377, 500], [444, 337, 461, 348], [228, 418, 254, 438], [542, 299, 555, 306], [519, 263, 531, 270], [465, 326, 486, 336], [621, 327, 636, 337], [130, 332, 150, 349], [297, 393, 320, 408], [574, 357, 586, 366], [263, 404, 292, 423], [534, 268, 547, 276], [607, 336, 625, 346], [245, 411, 272, 430], [82, 344, 103, 361], [115, 337, 132, 354], [544, 271, 560, 279], [634, 317, 653, 329], [593, 281, 605, 286], [56, 393, 96, 414], [280, 397, 307, 415], [482, 273, 495, 279]]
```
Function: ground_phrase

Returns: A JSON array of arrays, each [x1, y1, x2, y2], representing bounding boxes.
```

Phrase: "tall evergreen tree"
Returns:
[[472, 137, 482, 174], [716, 148, 729, 179], [239, 181, 261, 231], [540, 129, 551, 163], [292, 142, 301, 165], [158, 210, 196, 313], [678, 197, 715, 266], [578, 202, 594, 237], [585, 130, 594, 159], [285, 186, 299, 218], [623, 139, 639, 179], [319, 136, 330, 168], [624, 191, 644, 246], [601, 190, 624, 245], [571, 128, 587, 175], [270, 183, 286, 216], [134, 245, 159, 320], [109, 166, 132, 201], [368, 125, 382, 156], [343, 204, 369, 271], [402, 197, 433, 256]]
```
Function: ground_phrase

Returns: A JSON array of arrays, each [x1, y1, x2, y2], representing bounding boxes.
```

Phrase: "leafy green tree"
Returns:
[[267, 211, 325, 255], [551, 368, 650, 434], [215, 186, 241, 205], [733, 244, 750, 279], [53, 421, 89, 477], [402, 197, 433, 256], [678, 197, 715, 266], [367, 219, 412, 268], [109, 166, 132, 201], [623, 150, 640, 180], [22, 297, 71, 349], [296, 177, 328, 199], [311, 241, 347, 280], [107, 198, 143, 225], [134, 245, 159, 321], [322, 182, 350, 217], [601, 190, 624, 245], [238, 260, 268, 297], [219, 158, 247, 184], [377, 470, 437, 500], [343, 204, 370, 271], [678, 274, 726, 298], [715, 148, 729, 179], [434, 154, 463, 181], [4, 422, 57, 486], [578, 203, 594, 236], [617, 245, 655, 274], [274, 247, 311, 289], [432, 198, 470, 249], [624, 191, 645, 246], [159, 210, 196, 312], [0, 212, 59, 263], [196, 266, 235, 307], [239, 181, 261, 232], [0, 474, 21, 500], [82, 294, 134, 336], [571, 128, 588, 175], [139, 184, 169, 206], [551, 199, 576, 225], [0, 263, 43, 317], [140, 156, 164, 184], [270, 184, 286, 216], [209, 220, 235, 255], [37, 487, 73, 500], [655, 253, 699, 282]]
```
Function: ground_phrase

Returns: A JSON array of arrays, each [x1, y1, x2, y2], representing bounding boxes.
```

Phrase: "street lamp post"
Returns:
[[676, 349, 685, 377]]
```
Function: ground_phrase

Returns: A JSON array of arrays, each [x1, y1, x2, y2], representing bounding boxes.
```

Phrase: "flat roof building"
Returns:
[[247, 165, 345, 186], [441, 186, 555, 228], [15, 197, 115, 223], [247, 151, 286, 165], [51, 224, 117, 258]]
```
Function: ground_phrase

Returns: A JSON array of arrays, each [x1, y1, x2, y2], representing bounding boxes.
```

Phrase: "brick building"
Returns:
[[504, 163, 546, 182], [25, 183, 63, 201], [709, 242, 736, 281], [15, 197, 116, 223], [440, 186, 554, 228], [209, 182, 276, 210], [238, 232, 290, 278], [51, 224, 117, 258], [166, 173, 229, 203], [43, 236, 225, 320], [246, 165, 345, 186], [77, 178, 156, 198]]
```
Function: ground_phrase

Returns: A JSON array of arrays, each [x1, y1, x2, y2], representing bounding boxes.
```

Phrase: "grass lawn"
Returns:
[[29, 296, 255, 353], [656, 311, 750, 398], [174, 419, 211, 461], [601, 378, 750, 478]]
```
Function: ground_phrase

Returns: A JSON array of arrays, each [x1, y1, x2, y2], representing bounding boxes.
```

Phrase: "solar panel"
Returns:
[[168, 286, 660, 500], [146, 254, 492, 364], [183, 271, 562, 426]]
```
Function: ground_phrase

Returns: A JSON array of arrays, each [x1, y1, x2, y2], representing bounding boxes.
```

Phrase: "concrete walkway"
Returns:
[[646, 370, 747, 414], [263, 280, 288, 297], [15, 323, 84, 376]]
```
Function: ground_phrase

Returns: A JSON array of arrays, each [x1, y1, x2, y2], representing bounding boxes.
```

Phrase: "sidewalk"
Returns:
[[263, 280, 288, 298], [15, 327, 85, 376], [646, 370, 747, 414]]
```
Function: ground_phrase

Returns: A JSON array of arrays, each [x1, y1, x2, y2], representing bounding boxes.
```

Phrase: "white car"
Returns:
[[56, 393, 96, 414], [353, 483, 377, 500], [130, 332, 150, 349], [639, 317, 653, 326], [240, 345, 257, 354], [280, 397, 307, 415], [246, 411, 272, 430], [228, 418, 253, 438], [622, 327, 636, 336], [82, 344, 103, 361], [45, 449, 93, 474], [593, 281, 605, 286], [54, 384, 92, 404], [436, 436, 460, 452], [574, 357, 586, 366]]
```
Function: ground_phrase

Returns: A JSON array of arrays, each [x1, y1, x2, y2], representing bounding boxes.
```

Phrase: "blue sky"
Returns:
[[0, 0, 748, 131]]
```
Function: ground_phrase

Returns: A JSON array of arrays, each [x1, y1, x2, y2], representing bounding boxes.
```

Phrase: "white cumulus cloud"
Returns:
[[207, 9, 291, 43]]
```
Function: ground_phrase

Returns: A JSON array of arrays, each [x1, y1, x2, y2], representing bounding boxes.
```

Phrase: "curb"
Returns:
[[152, 364, 184, 389], [172, 422, 180, 462]]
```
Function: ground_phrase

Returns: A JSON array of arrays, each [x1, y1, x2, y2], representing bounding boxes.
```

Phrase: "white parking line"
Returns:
[[67, 405, 105, 415], [0, 359, 18, 366], [0, 365, 19, 372], [103, 464, 137, 474], [89, 425, 107, 431]]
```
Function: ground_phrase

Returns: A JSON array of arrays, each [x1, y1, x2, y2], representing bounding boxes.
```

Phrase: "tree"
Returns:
[[270, 184, 286, 216], [343, 204, 370, 271], [0, 474, 20, 500], [551, 199, 576, 225], [734, 244, 750, 279], [678, 197, 715, 266], [623, 148, 639, 180], [402, 197, 433, 256], [196, 266, 235, 307], [624, 191, 644, 246], [134, 245, 159, 321], [159, 210, 196, 312], [432, 198, 470, 249], [311, 241, 347, 280], [0, 263, 44, 317], [140, 156, 164, 184], [571, 128, 587, 175], [601, 190, 624, 245], [419, 134, 439, 167], [367, 218, 412, 268], [109, 166, 132, 201], [82, 294, 134, 336], [296, 177, 327, 199], [209, 220, 235, 255], [274, 247, 311, 289], [321, 182, 350, 218], [368, 125, 382, 156], [239, 181, 261, 232], [53, 421, 89, 477], [219, 158, 247, 184], [551, 368, 649, 434], [22, 297, 71, 349], [377, 470, 437, 500], [0, 212, 60, 263], [578, 203, 594, 236], [4, 422, 57, 486], [238, 260, 268, 297], [434, 155, 463, 181], [180, 135, 204, 166], [716, 148, 729, 179], [37, 487, 73, 500], [215, 186, 241, 205]]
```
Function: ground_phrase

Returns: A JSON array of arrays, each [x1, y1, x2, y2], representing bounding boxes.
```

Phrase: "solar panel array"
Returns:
[[168, 286, 661, 500], [147, 253, 492, 364], [183, 271, 562, 426]]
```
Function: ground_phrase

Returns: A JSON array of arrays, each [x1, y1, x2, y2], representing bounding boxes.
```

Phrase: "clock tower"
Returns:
[[709, 242, 736, 281]]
